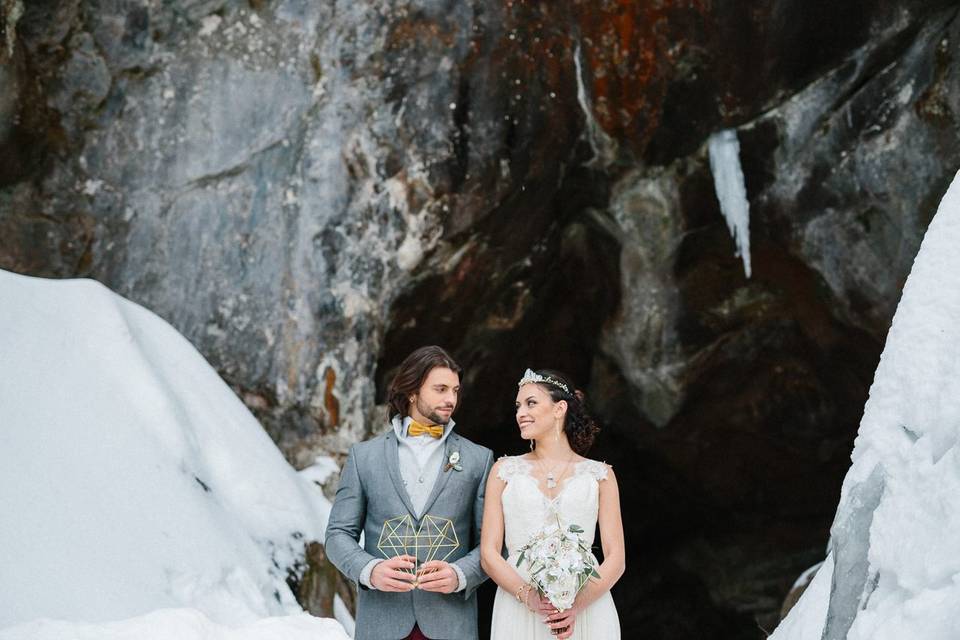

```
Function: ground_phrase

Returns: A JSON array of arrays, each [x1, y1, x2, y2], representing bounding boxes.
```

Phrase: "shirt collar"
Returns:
[[392, 414, 456, 442]]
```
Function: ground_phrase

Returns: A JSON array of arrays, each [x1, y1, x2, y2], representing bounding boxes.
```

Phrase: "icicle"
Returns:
[[573, 43, 616, 168], [708, 129, 752, 278]]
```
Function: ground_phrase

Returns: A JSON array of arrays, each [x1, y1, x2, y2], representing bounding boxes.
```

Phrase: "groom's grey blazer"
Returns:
[[325, 426, 494, 640]]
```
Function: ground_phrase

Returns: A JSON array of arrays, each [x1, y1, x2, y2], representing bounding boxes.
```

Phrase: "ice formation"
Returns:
[[574, 42, 617, 168], [708, 129, 752, 278], [771, 169, 960, 639]]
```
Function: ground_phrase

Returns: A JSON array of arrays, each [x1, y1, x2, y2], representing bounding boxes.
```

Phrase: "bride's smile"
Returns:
[[515, 383, 567, 442]]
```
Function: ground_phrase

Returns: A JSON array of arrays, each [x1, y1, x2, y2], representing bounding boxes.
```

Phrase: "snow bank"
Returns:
[[769, 554, 833, 640], [0, 270, 338, 634], [771, 170, 960, 639], [0, 608, 349, 640]]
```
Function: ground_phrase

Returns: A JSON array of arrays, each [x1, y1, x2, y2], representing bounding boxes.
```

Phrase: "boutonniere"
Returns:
[[443, 451, 463, 472]]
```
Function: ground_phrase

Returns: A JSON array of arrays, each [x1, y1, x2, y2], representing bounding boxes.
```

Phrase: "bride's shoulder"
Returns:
[[575, 457, 613, 481], [494, 454, 533, 482]]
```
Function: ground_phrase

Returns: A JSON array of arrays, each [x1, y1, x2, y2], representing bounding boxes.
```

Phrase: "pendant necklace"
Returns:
[[534, 452, 575, 491]]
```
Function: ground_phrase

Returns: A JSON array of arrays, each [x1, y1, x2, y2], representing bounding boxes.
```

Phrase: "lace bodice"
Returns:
[[497, 455, 609, 559]]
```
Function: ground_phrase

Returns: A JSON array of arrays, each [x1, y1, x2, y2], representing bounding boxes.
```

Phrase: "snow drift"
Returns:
[[0, 270, 343, 638], [0, 608, 348, 640], [772, 171, 960, 639]]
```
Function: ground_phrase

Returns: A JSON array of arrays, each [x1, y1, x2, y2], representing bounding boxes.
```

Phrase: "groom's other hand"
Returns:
[[415, 560, 458, 593], [370, 555, 418, 592]]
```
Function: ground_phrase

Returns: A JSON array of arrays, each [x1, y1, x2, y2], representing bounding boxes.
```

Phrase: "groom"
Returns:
[[325, 345, 494, 640]]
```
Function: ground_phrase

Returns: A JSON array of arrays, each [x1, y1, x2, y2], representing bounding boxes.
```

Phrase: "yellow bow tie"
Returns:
[[408, 421, 444, 438]]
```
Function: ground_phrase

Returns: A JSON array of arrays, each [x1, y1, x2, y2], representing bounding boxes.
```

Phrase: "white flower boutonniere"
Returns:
[[444, 451, 463, 472]]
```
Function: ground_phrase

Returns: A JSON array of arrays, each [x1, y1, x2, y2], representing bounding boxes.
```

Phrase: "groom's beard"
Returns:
[[415, 397, 454, 425]]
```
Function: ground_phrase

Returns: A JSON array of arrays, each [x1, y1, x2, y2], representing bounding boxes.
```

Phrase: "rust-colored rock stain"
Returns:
[[323, 366, 340, 428], [574, 0, 710, 153]]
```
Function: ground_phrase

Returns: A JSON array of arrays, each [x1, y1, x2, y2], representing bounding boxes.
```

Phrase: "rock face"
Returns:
[[3, 0, 960, 636]]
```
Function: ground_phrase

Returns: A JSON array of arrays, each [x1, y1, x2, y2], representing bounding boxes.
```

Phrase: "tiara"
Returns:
[[517, 368, 571, 394]]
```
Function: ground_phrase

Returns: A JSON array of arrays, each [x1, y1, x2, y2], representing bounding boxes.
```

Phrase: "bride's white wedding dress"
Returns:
[[489, 456, 621, 640]]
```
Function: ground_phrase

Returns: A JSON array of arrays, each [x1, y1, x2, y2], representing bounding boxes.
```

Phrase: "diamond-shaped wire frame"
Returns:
[[419, 515, 460, 565], [378, 515, 419, 577], [377, 514, 461, 577]]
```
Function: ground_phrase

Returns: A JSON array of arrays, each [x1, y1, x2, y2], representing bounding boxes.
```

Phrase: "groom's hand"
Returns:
[[415, 560, 458, 594], [371, 555, 418, 592]]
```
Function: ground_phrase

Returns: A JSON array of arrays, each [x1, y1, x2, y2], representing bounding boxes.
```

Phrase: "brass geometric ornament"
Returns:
[[377, 514, 460, 578]]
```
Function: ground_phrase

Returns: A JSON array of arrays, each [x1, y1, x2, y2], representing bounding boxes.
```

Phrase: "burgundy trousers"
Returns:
[[405, 624, 430, 640]]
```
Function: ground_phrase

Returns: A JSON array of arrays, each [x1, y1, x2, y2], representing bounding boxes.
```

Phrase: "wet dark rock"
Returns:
[[780, 562, 821, 622], [4, 1, 960, 637], [293, 540, 355, 619]]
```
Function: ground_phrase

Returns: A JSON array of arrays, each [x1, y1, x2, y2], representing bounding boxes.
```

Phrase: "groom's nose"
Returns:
[[442, 389, 457, 406]]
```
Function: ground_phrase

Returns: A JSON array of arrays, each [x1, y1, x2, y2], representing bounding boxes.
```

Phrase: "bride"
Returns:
[[481, 369, 624, 639]]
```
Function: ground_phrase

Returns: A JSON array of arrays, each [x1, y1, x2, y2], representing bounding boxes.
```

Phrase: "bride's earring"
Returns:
[[554, 419, 561, 442], [529, 439, 534, 451]]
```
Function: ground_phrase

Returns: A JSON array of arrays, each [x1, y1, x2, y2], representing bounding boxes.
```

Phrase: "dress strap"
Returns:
[[576, 459, 610, 481], [496, 455, 532, 482]]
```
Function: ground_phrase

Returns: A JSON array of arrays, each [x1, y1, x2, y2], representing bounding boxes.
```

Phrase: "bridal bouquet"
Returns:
[[515, 519, 601, 611]]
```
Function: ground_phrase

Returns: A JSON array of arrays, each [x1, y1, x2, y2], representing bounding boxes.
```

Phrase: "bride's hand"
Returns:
[[532, 593, 554, 616], [544, 605, 578, 639]]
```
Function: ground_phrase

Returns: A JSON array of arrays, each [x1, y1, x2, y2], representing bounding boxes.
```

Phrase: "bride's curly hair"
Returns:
[[532, 369, 600, 455]]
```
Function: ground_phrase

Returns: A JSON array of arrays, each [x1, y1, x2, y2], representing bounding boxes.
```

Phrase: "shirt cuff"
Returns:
[[360, 558, 383, 589], [451, 562, 467, 592]]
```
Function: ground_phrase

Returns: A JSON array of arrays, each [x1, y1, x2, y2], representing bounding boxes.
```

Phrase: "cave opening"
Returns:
[[375, 158, 882, 638]]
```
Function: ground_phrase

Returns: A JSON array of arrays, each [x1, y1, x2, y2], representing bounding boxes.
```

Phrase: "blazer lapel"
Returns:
[[419, 433, 459, 518], [383, 432, 418, 518]]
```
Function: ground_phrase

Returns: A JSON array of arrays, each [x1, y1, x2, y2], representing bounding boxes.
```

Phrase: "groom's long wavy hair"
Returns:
[[386, 346, 463, 420]]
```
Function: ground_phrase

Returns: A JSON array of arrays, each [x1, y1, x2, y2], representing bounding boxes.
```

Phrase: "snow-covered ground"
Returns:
[[0, 609, 348, 640], [772, 170, 960, 639], [0, 270, 347, 639]]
